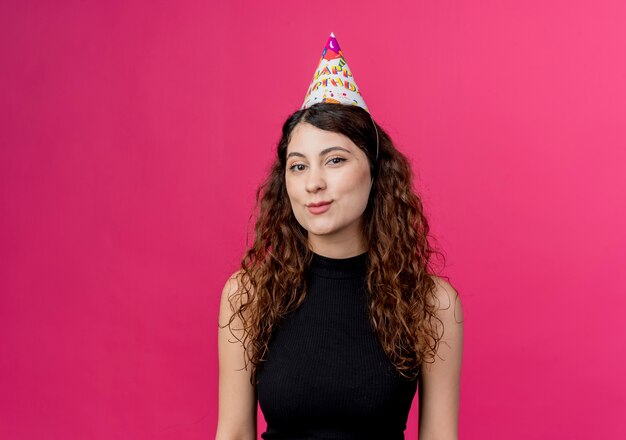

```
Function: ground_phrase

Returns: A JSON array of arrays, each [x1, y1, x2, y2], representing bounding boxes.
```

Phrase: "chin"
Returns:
[[304, 221, 339, 236], [312, 221, 355, 237], [306, 226, 335, 236]]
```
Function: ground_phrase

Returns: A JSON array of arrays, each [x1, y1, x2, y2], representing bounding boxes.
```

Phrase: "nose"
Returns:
[[305, 165, 326, 192]]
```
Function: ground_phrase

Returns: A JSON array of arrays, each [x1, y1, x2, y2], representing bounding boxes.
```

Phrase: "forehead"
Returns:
[[287, 123, 356, 154]]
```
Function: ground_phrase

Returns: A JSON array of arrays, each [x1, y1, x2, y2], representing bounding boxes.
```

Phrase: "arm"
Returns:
[[418, 276, 464, 440], [215, 271, 258, 440]]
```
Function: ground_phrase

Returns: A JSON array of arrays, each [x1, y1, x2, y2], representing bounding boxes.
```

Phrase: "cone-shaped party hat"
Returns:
[[301, 32, 369, 113]]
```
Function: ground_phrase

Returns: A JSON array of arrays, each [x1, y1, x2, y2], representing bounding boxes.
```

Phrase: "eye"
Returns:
[[287, 157, 347, 172], [327, 157, 346, 166], [288, 163, 306, 172]]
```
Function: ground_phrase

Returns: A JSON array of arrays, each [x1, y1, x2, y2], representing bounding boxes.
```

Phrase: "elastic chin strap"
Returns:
[[368, 112, 379, 190], [369, 112, 379, 162]]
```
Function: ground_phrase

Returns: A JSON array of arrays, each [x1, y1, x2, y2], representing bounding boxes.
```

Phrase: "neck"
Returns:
[[307, 237, 367, 259]]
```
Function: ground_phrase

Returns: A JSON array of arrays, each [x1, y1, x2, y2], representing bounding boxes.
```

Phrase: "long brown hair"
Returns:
[[221, 103, 448, 384]]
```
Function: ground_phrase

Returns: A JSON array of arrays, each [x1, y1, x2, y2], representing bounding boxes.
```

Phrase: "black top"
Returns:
[[256, 251, 418, 439]]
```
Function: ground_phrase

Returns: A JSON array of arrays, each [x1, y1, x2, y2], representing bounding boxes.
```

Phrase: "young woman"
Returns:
[[216, 101, 464, 440]]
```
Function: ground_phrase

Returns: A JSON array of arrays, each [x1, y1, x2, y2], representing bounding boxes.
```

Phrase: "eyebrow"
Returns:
[[286, 146, 352, 159]]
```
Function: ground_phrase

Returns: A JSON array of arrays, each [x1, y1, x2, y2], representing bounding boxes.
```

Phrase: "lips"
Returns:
[[307, 201, 332, 208], [307, 201, 332, 215]]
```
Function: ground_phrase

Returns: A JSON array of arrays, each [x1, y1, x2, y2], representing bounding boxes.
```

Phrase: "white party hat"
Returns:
[[301, 32, 369, 113]]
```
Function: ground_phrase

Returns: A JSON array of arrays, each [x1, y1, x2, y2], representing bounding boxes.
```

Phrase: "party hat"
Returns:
[[301, 32, 369, 113]]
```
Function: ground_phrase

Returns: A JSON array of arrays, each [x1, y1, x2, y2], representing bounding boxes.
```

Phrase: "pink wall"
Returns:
[[1, 1, 625, 439]]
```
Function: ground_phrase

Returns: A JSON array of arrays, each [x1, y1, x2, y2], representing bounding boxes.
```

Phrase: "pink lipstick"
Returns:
[[307, 201, 332, 215]]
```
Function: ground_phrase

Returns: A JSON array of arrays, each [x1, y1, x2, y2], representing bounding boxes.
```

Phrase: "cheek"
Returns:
[[340, 169, 371, 196], [284, 178, 295, 199], [287, 195, 299, 209], [354, 175, 373, 208], [285, 180, 303, 211]]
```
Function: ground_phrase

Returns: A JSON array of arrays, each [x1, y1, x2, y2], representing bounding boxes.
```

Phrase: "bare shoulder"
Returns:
[[222, 268, 248, 298], [428, 275, 464, 324], [418, 276, 464, 437], [216, 268, 258, 439], [219, 271, 239, 324], [220, 269, 254, 318], [217, 268, 257, 351]]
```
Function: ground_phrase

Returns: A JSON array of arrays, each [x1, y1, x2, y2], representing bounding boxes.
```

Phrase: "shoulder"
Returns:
[[428, 275, 464, 325], [216, 269, 258, 438], [222, 269, 244, 297], [418, 276, 463, 437], [221, 269, 253, 299], [219, 269, 255, 322]]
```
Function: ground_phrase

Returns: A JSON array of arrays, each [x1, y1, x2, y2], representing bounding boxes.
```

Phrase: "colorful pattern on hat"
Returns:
[[301, 32, 369, 113]]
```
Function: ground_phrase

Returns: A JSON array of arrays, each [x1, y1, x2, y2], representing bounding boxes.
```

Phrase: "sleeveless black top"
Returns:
[[256, 251, 418, 439]]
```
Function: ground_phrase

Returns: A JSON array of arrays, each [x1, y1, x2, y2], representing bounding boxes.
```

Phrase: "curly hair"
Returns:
[[220, 102, 449, 385]]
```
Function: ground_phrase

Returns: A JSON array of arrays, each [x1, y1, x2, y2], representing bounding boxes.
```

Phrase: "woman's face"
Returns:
[[285, 122, 372, 251]]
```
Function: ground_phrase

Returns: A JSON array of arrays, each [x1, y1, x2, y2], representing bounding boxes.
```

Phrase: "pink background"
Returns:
[[1, 1, 625, 439]]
